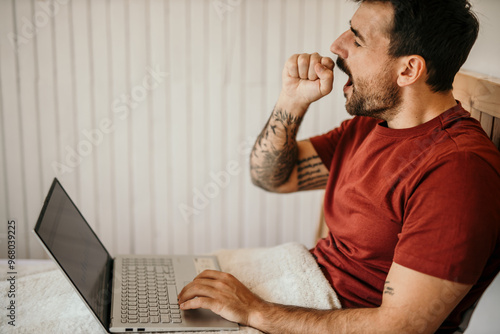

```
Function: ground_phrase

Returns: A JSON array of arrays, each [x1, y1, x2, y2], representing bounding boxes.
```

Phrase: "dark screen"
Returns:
[[34, 179, 112, 329]]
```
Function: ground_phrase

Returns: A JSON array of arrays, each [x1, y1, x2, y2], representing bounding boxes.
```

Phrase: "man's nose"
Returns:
[[330, 30, 349, 59]]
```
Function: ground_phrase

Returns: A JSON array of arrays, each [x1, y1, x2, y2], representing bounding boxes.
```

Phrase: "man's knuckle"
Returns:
[[213, 280, 227, 290], [222, 272, 234, 280], [288, 54, 299, 62], [297, 54, 309, 65]]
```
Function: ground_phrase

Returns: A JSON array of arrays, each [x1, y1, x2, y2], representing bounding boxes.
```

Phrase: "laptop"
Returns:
[[33, 178, 239, 333]]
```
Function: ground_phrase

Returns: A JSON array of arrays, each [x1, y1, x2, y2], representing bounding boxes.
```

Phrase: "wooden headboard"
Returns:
[[453, 70, 500, 148], [315, 70, 500, 242]]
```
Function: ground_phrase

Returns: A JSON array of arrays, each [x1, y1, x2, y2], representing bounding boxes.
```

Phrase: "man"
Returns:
[[178, 0, 500, 333]]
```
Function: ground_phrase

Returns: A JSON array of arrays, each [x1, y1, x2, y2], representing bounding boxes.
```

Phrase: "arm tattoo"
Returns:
[[296, 156, 329, 191], [384, 281, 395, 296], [250, 108, 303, 190]]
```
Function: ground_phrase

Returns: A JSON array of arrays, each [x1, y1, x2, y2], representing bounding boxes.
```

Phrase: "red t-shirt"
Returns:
[[310, 104, 500, 332]]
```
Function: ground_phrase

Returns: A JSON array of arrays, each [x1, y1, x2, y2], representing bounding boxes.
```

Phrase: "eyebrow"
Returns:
[[349, 20, 366, 44]]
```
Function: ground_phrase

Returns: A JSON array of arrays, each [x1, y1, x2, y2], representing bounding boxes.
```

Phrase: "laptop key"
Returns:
[[167, 285, 177, 304]]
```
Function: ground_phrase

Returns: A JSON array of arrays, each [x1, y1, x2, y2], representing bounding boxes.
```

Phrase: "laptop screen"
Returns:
[[34, 179, 113, 330]]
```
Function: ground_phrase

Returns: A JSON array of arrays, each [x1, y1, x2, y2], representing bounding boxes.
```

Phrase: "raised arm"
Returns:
[[250, 53, 334, 193]]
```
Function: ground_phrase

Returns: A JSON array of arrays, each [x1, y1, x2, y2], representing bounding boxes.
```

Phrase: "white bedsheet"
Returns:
[[0, 242, 341, 333]]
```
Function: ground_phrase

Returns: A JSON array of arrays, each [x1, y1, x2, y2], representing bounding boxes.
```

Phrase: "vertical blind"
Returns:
[[0, 0, 355, 259]]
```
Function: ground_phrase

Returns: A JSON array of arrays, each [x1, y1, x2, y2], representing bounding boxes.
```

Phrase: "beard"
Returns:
[[336, 57, 402, 120]]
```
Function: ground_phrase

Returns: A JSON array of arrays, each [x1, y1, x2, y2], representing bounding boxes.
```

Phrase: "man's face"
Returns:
[[331, 2, 402, 119]]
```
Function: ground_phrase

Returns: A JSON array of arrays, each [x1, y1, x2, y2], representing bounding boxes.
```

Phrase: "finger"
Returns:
[[180, 296, 216, 311], [315, 63, 334, 96], [178, 271, 234, 300], [178, 280, 220, 304], [178, 273, 215, 299], [297, 53, 310, 79], [285, 54, 300, 78], [179, 275, 221, 293], [308, 53, 321, 81], [321, 56, 335, 71]]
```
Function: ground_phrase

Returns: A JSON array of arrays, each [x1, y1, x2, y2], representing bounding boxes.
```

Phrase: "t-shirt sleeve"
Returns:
[[309, 118, 354, 170], [394, 151, 500, 284]]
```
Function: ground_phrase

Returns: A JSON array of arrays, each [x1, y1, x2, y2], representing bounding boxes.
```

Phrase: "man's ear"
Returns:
[[396, 55, 426, 87]]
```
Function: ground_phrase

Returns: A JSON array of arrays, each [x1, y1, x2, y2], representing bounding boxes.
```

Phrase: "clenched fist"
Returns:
[[278, 53, 335, 112]]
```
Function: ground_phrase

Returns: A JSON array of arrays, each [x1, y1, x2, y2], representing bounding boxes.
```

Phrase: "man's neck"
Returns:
[[385, 89, 457, 129]]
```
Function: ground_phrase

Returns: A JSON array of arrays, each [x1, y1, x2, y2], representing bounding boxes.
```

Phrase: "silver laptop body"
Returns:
[[33, 178, 239, 333]]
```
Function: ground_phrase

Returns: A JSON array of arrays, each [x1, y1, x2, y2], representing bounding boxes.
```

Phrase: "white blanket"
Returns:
[[0, 242, 341, 333]]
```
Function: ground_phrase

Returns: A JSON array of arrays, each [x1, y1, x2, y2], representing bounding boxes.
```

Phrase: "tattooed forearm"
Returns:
[[250, 105, 330, 192], [250, 108, 303, 191]]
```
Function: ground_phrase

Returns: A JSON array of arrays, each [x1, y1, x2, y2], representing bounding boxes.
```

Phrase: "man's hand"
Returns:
[[278, 53, 335, 111], [178, 270, 267, 326]]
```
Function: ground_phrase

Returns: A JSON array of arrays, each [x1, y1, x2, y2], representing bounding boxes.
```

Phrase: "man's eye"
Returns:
[[354, 41, 361, 47]]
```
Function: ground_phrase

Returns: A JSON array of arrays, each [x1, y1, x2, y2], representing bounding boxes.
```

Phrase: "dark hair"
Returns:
[[353, 0, 479, 92]]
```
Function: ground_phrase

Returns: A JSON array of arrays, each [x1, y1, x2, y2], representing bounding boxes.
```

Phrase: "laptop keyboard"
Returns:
[[120, 258, 182, 324]]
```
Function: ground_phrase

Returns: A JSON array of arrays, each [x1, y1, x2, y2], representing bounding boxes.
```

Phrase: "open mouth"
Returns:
[[346, 76, 353, 87], [336, 57, 353, 92], [344, 76, 354, 92]]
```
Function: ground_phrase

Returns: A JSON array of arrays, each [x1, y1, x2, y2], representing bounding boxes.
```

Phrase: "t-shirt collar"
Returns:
[[373, 102, 465, 138]]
